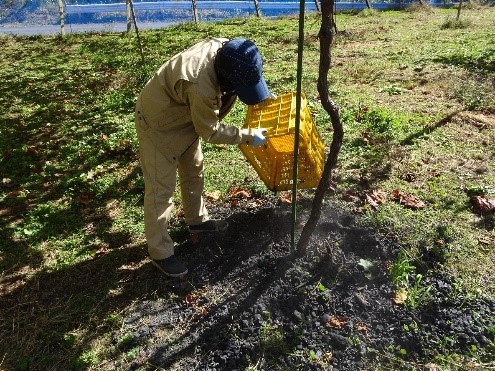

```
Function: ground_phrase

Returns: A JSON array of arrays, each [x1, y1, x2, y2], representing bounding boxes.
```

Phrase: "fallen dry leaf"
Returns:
[[228, 186, 251, 199], [323, 352, 333, 362], [361, 131, 376, 146], [0, 208, 12, 217], [6, 190, 21, 198], [354, 322, 368, 334], [342, 189, 361, 203], [424, 363, 442, 371], [76, 193, 94, 205], [471, 195, 495, 214], [478, 236, 494, 245], [326, 178, 338, 192], [246, 200, 264, 208], [92, 246, 108, 256], [204, 190, 221, 202], [26, 146, 40, 157], [185, 292, 209, 317], [185, 294, 197, 304], [392, 190, 426, 210], [326, 315, 349, 329], [365, 189, 387, 208], [175, 208, 185, 218], [278, 191, 292, 204], [392, 288, 408, 305]]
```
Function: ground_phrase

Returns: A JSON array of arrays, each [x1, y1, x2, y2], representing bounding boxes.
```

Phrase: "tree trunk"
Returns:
[[314, 0, 321, 12], [128, 0, 145, 65], [254, 0, 261, 17], [191, 0, 198, 24], [126, 0, 131, 33], [296, 0, 343, 254], [456, 0, 464, 21], [58, 0, 65, 36]]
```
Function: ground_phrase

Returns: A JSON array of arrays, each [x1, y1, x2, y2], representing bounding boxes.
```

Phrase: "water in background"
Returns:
[[0, 0, 453, 35], [66, 1, 321, 25]]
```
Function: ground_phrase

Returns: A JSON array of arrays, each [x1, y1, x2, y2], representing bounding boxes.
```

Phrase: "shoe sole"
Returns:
[[152, 260, 188, 278]]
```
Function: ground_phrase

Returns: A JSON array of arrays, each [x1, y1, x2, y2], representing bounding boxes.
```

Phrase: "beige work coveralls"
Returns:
[[135, 38, 257, 260]]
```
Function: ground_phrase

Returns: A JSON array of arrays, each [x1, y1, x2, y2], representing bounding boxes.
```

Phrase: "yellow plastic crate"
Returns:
[[239, 92, 325, 191]]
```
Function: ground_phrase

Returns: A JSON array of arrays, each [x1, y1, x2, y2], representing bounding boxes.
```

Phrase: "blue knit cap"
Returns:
[[217, 38, 270, 105]]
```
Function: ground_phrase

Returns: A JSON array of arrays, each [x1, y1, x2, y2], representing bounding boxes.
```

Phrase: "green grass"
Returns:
[[1, 5, 494, 370]]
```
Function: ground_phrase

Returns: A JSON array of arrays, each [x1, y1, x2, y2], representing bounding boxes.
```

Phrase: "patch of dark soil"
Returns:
[[110, 195, 495, 370]]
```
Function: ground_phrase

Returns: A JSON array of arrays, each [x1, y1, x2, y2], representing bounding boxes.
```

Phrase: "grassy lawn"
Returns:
[[0, 4, 494, 370]]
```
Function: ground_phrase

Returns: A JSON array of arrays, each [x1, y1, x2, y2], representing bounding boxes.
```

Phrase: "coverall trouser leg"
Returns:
[[135, 104, 208, 260], [178, 139, 209, 227]]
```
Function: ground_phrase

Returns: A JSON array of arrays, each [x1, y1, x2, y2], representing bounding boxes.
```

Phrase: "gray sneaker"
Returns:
[[188, 219, 229, 234], [152, 255, 188, 278]]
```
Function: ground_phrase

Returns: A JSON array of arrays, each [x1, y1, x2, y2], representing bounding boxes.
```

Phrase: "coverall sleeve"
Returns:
[[187, 91, 256, 146]]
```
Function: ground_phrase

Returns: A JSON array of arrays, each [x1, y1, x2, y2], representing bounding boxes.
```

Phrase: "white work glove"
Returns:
[[252, 129, 268, 147]]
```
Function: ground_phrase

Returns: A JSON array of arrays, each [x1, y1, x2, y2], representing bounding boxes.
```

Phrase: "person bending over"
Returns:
[[134, 37, 272, 277]]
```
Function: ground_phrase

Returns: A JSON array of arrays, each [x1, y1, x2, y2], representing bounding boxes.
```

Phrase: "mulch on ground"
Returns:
[[108, 195, 495, 370]]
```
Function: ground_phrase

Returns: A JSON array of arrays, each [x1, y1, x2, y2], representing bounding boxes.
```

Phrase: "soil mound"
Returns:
[[111, 196, 495, 370]]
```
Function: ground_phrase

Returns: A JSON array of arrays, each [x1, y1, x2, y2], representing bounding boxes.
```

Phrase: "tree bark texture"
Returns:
[[296, 0, 343, 255]]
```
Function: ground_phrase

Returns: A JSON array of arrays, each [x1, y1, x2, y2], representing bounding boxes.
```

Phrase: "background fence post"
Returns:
[[254, 0, 261, 17], [126, 0, 132, 32], [314, 0, 321, 12], [58, 0, 65, 36], [191, 0, 198, 24]]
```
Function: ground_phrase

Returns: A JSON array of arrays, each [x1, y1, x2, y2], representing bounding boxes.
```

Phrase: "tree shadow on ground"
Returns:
[[432, 47, 495, 74], [0, 158, 144, 369], [0, 199, 287, 369], [0, 35, 140, 272], [400, 110, 461, 146], [0, 242, 146, 369]]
